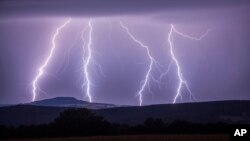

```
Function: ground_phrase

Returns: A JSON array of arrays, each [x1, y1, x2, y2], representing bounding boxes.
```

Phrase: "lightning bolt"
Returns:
[[168, 24, 210, 104], [120, 21, 160, 106], [79, 19, 106, 103], [32, 18, 71, 102], [82, 19, 93, 102]]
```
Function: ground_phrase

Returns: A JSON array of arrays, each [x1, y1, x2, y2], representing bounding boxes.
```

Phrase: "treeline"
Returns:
[[0, 108, 230, 139]]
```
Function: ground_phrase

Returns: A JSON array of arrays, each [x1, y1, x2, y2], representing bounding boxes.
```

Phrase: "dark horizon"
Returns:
[[2, 96, 250, 106]]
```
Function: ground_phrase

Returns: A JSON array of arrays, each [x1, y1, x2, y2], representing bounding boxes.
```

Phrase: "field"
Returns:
[[3, 135, 229, 141]]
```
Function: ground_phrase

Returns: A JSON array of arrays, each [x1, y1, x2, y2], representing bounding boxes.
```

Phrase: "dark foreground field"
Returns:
[[3, 135, 229, 141]]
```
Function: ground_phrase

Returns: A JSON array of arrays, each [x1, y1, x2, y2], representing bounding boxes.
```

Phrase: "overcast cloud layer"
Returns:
[[0, 0, 250, 17]]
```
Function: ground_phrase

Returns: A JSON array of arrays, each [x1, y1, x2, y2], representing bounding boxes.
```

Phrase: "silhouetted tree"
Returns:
[[143, 118, 166, 133], [51, 108, 113, 136], [0, 110, 232, 139]]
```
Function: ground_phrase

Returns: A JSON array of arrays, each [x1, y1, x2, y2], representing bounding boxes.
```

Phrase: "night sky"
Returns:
[[0, 0, 250, 105]]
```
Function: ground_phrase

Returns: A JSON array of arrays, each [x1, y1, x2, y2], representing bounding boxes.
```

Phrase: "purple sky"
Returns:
[[0, 0, 250, 105]]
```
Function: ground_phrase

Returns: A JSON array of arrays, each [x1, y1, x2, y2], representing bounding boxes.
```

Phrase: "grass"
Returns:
[[3, 134, 229, 141]]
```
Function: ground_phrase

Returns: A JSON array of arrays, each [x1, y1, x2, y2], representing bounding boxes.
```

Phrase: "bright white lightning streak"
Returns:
[[83, 20, 93, 102], [168, 24, 210, 104], [120, 22, 156, 106], [32, 18, 71, 102]]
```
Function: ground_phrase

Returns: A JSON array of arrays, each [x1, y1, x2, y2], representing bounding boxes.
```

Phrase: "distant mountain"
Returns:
[[0, 100, 250, 126], [29, 97, 116, 109]]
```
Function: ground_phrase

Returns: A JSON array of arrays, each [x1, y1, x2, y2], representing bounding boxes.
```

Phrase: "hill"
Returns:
[[95, 100, 250, 125], [0, 100, 250, 126], [29, 97, 116, 109], [0, 105, 66, 126]]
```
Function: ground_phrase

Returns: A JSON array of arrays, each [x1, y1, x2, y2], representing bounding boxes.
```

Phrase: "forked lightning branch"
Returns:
[[32, 18, 210, 105]]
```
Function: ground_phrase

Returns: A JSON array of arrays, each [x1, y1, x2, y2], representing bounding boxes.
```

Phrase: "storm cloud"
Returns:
[[0, 0, 250, 17]]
